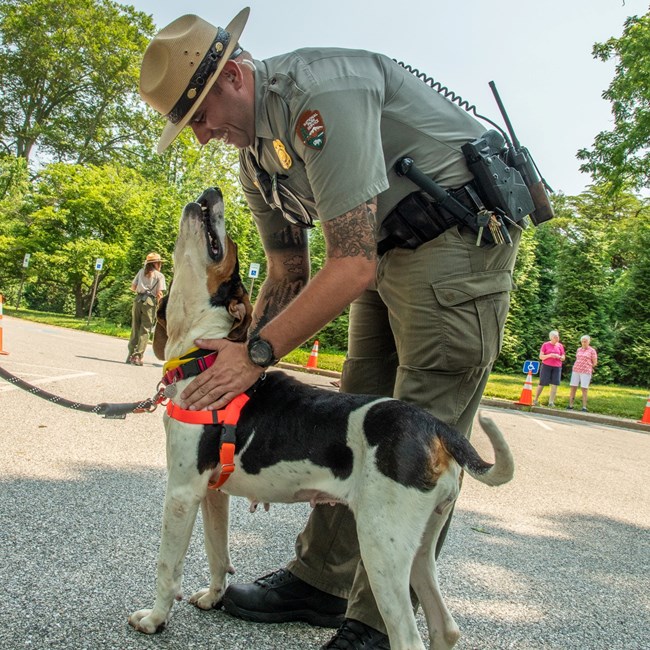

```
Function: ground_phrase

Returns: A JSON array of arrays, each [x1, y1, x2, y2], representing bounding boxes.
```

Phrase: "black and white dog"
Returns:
[[128, 187, 514, 650]]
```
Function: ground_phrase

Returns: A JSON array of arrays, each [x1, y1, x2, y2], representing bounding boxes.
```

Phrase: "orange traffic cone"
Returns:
[[306, 340, 319, 369], [639, 394, 650, 424], [0, 294, 8, 355], [515, 370, 533, 405]]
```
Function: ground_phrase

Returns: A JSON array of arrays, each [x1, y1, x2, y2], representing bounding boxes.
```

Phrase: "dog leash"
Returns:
[[0, 348, 236, 419], [0, 363, 166, 419], [1, 350, 260, 487]]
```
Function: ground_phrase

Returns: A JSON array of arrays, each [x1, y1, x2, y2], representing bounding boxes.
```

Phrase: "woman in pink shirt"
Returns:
[[533, 330, 565, 407], [567, 335, 598, 412]]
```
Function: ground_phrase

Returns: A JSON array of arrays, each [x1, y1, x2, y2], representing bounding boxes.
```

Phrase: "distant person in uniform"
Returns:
[[567, 335, 598, 412], [139, 8, 523, 649], [127, 252, 166, 366], [533, 329, 565, 407]]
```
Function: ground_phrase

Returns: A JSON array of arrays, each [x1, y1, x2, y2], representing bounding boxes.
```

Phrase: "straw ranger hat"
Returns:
[[139, 7, 250, 154], [145, 252, 163, 264]]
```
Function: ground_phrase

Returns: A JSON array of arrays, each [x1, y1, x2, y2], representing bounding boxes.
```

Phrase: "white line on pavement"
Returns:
[[0, 371, 96, 392], [531, 417, 554, 431]]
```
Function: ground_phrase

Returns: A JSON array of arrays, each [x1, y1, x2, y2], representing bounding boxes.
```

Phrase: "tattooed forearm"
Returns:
[[323, 200, 377, 261], [250, 223, 309, 336], [250, 276, 306, 336], [283, 254, 307, 275], [265, 224, 307, 252]]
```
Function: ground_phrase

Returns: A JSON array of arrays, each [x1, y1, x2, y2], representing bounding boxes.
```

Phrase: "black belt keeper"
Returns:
[[378, 188, 473, 255]]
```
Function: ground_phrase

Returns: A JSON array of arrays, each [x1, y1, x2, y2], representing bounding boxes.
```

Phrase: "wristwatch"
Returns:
[[247, 335, 279, 368]]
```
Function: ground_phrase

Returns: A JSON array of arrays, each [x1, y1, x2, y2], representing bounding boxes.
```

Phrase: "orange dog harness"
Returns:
[[162, 348, 252, 489], [165, 393, 250, 489]]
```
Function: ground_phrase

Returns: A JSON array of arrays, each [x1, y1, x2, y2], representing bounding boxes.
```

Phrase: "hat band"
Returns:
[[166, 27, 242, 125]]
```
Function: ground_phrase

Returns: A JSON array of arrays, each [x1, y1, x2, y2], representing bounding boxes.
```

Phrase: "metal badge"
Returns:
[[273, 139, 293, 169]]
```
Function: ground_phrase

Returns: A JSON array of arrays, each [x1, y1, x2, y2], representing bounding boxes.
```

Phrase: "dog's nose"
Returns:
[[196, 187, 223, 207]]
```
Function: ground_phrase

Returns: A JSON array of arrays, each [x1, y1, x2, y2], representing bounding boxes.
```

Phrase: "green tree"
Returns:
[[577, 9, 650, 191], [0, 151, 29, 295], [611, 223, 650, 386], [98, 138, 268, 326], [608, 192, 650, 385], [16, 162, 160, 316], [0, 0, 154, 164], [524, 185, 649, 385], [501, 195, 568, 373], [493, 226, 541, 372], [552, 192, 615, 382]]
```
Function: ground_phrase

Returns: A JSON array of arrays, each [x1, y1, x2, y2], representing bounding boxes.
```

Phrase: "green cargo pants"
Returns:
[[286, 224, 520, 634], [127, 295, 156, 358]]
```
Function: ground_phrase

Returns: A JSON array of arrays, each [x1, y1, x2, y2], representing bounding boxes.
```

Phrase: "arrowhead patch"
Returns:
[[296, 109, 326, 150]]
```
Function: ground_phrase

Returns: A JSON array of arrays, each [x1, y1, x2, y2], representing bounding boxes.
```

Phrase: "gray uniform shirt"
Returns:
[[239, 47, 486, 239]]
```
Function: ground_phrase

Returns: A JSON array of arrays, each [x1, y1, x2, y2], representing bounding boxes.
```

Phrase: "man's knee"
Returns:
[[340, 355, 397, 397]]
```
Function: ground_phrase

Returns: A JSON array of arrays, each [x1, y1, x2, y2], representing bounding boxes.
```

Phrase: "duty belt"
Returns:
[[377, 186, 478, 255]]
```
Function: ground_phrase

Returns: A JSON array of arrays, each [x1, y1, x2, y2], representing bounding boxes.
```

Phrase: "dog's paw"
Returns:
[[189, 588, 224, 611], [128, 609, 167, 634]]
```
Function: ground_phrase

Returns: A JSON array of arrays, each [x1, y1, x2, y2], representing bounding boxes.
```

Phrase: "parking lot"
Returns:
[[0, 316, 648, 649]]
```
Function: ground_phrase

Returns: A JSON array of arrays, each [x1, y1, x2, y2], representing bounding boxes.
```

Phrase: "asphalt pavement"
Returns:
[[0, 316, 648, 650]]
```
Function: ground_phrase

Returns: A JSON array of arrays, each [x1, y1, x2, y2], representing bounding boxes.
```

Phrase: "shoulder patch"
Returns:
[[296, 109, 326, 150]]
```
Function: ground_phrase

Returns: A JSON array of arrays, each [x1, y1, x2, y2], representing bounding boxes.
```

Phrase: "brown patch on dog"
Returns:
[[429, 436, 453, 483], [206, 236, 252, 342], [226, 296, 252, 342], [429, 437, 457, 514], [153, 294, 169, 360]]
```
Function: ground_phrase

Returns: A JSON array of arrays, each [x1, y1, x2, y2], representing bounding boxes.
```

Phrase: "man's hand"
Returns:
[[179, 339, 264, 411]]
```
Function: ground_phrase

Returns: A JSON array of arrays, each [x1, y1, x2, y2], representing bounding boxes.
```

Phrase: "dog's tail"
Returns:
[[440, 412, 514, 487]]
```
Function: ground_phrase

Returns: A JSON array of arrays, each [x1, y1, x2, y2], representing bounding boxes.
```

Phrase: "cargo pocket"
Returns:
[[431, 269, 513, 370]]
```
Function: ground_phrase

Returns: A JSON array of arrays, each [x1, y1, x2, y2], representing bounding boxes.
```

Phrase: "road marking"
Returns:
[[0, 371, 96, 392], [0, 361, 92, 373], [531, 417, 554, 431]]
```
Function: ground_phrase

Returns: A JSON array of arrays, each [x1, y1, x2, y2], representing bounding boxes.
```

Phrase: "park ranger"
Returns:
[[140, 7, 521, 649]]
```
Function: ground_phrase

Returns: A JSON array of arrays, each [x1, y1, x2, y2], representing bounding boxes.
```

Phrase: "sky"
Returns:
[[120, 0, 649, 197]]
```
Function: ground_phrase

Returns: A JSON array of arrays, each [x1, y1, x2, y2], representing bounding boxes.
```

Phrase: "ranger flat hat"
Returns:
[[145, 252, 163, 263], [139, 7, 250, 154]]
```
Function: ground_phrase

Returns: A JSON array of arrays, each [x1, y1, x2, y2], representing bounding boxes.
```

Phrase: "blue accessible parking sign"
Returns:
[[523, 360, 540, 374]]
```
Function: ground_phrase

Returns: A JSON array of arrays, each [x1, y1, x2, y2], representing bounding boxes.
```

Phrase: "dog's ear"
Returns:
[[226, 290, 253, 342], [153, 294, 169, 360]]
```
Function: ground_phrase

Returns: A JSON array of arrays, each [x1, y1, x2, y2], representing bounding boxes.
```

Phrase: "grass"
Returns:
[[273, 349, 649, 421], [283, 347, 344, 373], [2, 306, 131, 338], [479, 372, 648, 421], [3, 306, 648, 422]]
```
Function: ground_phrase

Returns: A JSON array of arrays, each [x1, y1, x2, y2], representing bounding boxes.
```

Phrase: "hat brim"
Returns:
[[156, 7, 250, 154]]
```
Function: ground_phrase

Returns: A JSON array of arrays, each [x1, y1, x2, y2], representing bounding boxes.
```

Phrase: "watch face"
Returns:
[[249, 338, 273, 366]]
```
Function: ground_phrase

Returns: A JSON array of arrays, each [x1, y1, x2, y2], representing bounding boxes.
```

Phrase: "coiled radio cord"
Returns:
[[393, 60, 510, 143]]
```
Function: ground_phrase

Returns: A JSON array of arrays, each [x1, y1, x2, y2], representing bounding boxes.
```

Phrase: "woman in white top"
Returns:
[[126, 252, 166, 366]]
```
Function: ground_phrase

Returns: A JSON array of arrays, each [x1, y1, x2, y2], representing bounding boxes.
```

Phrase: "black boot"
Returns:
[[322, 619, 390, 649], [222, 568, 346, 628]]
